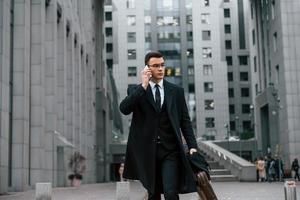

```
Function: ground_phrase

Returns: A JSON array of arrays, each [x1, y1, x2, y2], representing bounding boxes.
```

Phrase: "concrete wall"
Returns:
[[0, 0, 108, 193]]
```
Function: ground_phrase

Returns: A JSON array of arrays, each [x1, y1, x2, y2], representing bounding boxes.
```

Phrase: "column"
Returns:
[[11, 0, 31, 191], [45, 0, 57, 184], [30, 0, 46, 185], [0, 0, 11, 194], [56, 2, 67, 187]]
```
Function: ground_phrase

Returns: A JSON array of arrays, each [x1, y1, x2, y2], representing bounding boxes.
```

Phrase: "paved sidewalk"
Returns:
[[0, 181, 299, 200]]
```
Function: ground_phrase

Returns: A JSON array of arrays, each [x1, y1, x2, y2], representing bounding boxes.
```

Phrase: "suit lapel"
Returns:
[[164, 81, 174, 114], [145, 85, 159, 112]]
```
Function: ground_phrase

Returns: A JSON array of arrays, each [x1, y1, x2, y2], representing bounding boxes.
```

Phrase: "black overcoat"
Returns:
[[119, 80, 198, 194]]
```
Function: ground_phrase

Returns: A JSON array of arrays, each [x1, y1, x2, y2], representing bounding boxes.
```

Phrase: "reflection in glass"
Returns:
[[202, 47, 212, 58], [127, 49, 136, 59], [201, 13, 210, 24], [127, 15, 136, 26]]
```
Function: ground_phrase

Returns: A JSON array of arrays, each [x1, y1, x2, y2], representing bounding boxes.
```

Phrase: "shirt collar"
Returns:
[[149, 79, 164, 89]]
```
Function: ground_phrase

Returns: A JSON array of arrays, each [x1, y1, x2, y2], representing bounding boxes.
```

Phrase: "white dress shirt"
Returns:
[[149, 80, 164, 107]]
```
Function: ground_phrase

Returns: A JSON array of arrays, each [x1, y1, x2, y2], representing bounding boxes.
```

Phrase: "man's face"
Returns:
[[148, 57, 165, 82]]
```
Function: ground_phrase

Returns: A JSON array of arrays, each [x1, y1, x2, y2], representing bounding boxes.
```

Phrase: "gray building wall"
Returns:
[[192, 0, 229, 140], [220, 0, 253, 137], [249, 0, 300, 168], [0, 0, 109, 193], [112, 0, 145, 137]]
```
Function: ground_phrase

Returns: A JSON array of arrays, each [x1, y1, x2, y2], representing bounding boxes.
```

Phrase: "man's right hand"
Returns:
[[141, 65, 152, 90]]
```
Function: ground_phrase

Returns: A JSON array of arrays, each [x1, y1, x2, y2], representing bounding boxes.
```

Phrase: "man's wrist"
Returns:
[[142, 83, 148, 90]]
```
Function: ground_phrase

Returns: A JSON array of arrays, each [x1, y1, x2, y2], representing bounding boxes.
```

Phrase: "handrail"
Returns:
[[199, 140, 256, 181]]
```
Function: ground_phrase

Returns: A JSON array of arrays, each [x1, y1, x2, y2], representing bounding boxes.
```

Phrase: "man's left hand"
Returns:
[[189, 148, 197, 155]]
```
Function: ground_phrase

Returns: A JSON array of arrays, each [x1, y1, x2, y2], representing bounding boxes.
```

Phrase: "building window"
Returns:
[[105, 27, 113, 37], [201, 13, 210, 24], [105, 12, 112, 21], [127, 32, 136, 43], [187, 31, 193, 41], [224, 0, 230, 2], [252, 29, 255, 45], [204, 0, 209, 6], [157, 16, 179, 26], [230, 121, 236, 131], [226, 56, 233, 66], [242, 104, 250, 114], [224, 8, 230, 18], [202, 47, 212, 58], [255, 84, 259, 95], [254, 56, 257, 72], [205, 100, 214, 110], [205, 117, 215, 128], [127, 49, 136, 59], [127, 15, 136, 26], [162, 0, 174, 9], [243, 121, 251, 131], [106, 43, 113, 53], [145, 31, 151, 42], [202, 30, 211, 40], [240, 72, 248, 81], [241, 88, 250, 97], [106, 59, 113, 70], [273, 32, 277, 52], [204, 82, 213, 92], [225, 24, 231, 34], [228, 88, 234, 97], [275, 65, 279, 84], [145, 16, 151, 24], [128, 66, 137, 77], [271, 0, 275, 20], [126, 0, 135, 9], [227, 72, 233, 81], [188, 65, 194, 75], [203, 65, 213, 75], [239, 56, 248, 65], [187, 49, 193, 58], [225, 40, 232, 49], [186, 15, 192, 24], [229, 105, 235, 114]]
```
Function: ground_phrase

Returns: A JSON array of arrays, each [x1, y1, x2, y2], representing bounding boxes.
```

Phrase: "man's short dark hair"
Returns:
[[144, 51, 164, 65]]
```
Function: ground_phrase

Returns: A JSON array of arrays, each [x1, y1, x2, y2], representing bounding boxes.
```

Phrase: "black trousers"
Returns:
[[148, 144, 180, 200]]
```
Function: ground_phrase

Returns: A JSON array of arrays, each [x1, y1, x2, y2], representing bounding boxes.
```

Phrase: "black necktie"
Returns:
[[155, 84, 161, 110]]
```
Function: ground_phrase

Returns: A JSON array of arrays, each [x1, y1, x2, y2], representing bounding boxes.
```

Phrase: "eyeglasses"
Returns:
[[148, 63, 165, 68]]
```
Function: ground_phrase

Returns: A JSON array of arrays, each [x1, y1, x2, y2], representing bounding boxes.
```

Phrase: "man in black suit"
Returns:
[[119, 51, 198, 200]]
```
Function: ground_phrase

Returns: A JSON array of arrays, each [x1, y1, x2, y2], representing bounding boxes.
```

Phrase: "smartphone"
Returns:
[[145, 65, 152, 78]]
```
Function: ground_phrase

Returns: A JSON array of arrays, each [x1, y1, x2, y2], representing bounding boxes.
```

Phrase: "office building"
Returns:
[[0, 0, 110, 193], [249, 0, 300, 167]]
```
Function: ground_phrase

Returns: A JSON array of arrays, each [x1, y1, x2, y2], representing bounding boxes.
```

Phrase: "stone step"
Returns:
[[207, 161, 224, 169], [211, 174, 238, 182], [210, 169, 232, 176]]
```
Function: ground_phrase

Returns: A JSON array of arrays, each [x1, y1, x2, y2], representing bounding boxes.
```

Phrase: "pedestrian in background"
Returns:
[[291, 158, 300, 181], [268, 159, 276, 182], [257, 157, 266, 182], [119, 51, 198, 200]]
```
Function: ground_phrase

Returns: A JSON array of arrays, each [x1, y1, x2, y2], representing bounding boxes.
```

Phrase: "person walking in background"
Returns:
[[268, 158, 276, 182], [291, 158, 300, 181], [257, 157, 266, 182], [119, 51, 198, 200]]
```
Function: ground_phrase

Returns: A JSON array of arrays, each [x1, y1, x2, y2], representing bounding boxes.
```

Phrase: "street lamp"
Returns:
[[224, 123, 230, 150], [235, 116, 242, 157]]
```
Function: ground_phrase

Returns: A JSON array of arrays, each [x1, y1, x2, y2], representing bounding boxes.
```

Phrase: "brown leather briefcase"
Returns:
[[196, 171, 218, 200]]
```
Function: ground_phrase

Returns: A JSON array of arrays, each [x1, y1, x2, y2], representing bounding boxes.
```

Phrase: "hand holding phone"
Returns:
[[141, 65, 152, 89]]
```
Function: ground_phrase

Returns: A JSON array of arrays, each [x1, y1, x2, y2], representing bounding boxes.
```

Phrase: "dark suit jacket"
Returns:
[[119, 80, 198, 194]]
